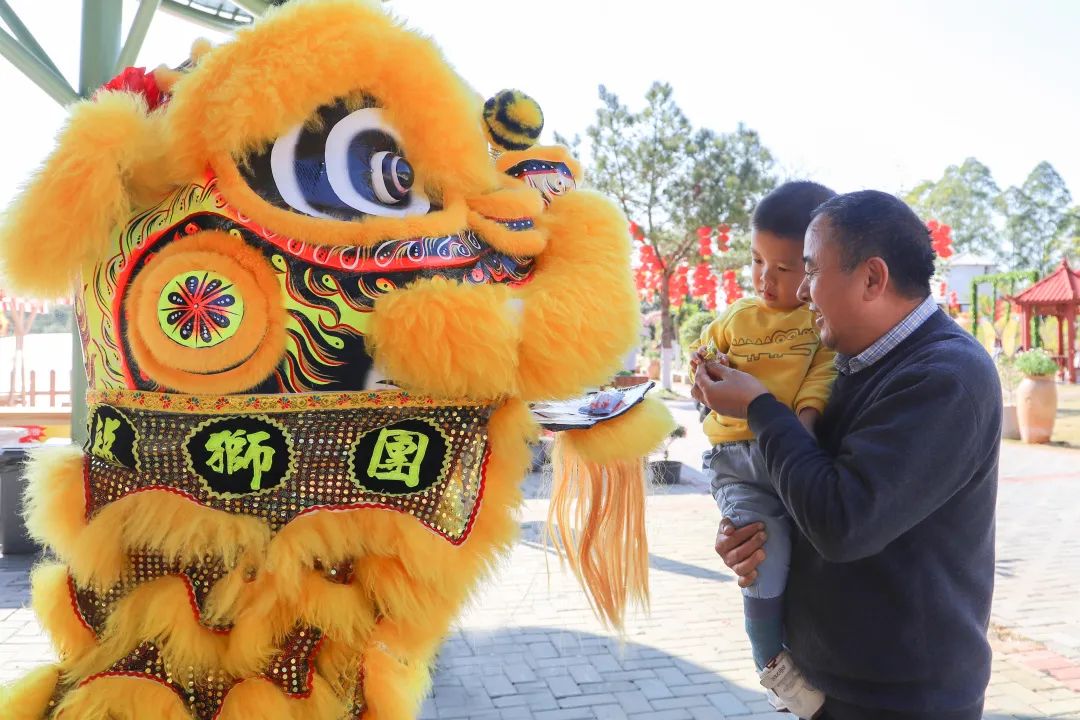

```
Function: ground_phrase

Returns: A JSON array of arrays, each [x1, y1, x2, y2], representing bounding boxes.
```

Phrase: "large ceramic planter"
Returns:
[[1001, 404, 1020, 441], [1017, 375, 1057, 444], [647, 359, 660, 380]]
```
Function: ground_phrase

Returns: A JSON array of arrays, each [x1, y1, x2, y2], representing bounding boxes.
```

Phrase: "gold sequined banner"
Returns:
[[84, 392, 493, 543]]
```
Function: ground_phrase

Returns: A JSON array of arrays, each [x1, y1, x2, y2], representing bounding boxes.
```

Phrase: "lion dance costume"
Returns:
[[0, 2, 674, 718]]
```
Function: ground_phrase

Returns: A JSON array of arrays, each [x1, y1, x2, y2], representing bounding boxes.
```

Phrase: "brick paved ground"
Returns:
[[2, 396, 1080, 718]]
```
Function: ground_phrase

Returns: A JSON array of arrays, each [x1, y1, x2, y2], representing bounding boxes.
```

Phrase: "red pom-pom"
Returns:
[[98, 66, 166, 110]]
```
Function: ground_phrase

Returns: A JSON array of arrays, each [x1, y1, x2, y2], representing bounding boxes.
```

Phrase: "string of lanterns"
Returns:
[[631, 223, 739, 309]]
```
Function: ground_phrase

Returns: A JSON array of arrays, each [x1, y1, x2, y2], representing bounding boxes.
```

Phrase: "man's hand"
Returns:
[[715, 518, 767, 588], [689, 348, 729, 404], [693, 361, 768, 419]]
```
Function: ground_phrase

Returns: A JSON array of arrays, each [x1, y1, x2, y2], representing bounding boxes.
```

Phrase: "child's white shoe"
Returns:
[[759, 650, 825, 719], [765, 688, 787, 711]]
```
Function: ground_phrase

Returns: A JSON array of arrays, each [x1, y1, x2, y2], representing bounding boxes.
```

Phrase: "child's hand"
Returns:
[[689, 346, 729, 377], [688, 347, 708, 377]]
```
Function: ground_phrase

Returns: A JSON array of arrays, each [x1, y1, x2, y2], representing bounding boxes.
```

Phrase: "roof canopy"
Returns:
[[1013, 259, 1080, 307]]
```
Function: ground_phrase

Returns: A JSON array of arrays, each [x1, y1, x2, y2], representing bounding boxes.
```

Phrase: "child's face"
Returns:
[[750, 229, 806, 311]]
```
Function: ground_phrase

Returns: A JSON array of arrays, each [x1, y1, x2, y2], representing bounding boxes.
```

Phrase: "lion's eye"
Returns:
[[240, 101, 432, 221]]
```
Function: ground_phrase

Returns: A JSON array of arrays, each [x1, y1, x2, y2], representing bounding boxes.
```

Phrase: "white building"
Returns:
[[936, 253, 998, 310]]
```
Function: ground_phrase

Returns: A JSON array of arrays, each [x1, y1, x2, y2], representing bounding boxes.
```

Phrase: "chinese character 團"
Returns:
[[204, 428, 276, 490], [367, 428, 429, 487]]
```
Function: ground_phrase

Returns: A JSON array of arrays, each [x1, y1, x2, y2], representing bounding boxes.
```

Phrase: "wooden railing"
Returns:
[[4, 369, 71, 408]]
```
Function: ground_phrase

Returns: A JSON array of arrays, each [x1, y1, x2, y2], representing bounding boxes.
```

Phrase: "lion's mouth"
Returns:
[[279, 226, 535, 283]]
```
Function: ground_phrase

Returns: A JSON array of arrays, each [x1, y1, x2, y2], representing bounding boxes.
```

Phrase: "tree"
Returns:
[[904, 158, 1002, 259], [1001, 162, 1073, 276], [585, 82, 775, 388], [1065, 206, 1080, 263]]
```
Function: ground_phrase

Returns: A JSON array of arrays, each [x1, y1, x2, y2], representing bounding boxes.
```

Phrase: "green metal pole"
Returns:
[[0, 0, 63, 76], [69, 0, 122, 445], [115, 0, 161, 73], [0, 28, 78, 105]]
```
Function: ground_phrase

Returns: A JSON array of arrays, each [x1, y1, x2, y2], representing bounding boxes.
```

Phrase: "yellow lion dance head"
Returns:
[[0, 2, 674, 718]]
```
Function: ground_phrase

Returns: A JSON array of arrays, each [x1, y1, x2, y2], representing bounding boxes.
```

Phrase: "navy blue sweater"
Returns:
[[747, 310, 1000, 713]]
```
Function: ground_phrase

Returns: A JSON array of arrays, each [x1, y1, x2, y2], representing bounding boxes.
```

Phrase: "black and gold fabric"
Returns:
[[85, 390, 493, 543]]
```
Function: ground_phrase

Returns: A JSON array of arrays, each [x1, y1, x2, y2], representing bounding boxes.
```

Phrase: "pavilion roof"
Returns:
[[1013, 259, 1080, 306]]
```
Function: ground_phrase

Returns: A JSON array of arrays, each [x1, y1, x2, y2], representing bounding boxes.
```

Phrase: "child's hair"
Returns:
[[751, 181, 837, 242]]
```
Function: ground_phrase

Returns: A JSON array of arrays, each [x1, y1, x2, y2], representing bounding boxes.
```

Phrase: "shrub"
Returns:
[[678, 311, 714, 353], [1013, 348, 1058, 378]]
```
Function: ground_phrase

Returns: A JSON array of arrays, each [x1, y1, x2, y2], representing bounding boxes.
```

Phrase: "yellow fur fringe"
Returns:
[[516, 190, 639, 400], [21, 446, 87, 565], [367, 277, 521, 400], [0, 92, 167, 297], [561, 397, 676, 465], [0, 664, 59, 720], [217, 677, 295, 720], [30, 563, 96, 663], [547, 449, 649, 631], [544, 399, 675, 630], [53, 675, 192, 720]]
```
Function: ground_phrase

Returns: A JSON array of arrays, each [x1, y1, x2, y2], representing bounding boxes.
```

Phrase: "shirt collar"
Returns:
[[835, 294, 939, 375]]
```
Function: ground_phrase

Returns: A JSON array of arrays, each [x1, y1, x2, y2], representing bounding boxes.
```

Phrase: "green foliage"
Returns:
[[969, 270, 1040, 346], [678, 311, 713, 352], [584, 82, 775, 352], [905, 157, 1002, 258], [1001, 162, 1074, 275], [1013, 348, 1059, 377], [1065, 205, 1080, 264]]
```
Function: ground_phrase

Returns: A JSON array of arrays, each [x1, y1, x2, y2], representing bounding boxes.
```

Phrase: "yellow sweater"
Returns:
[[692, 296, 836, 444]]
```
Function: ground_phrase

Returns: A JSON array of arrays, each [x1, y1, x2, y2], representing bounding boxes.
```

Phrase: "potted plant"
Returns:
[[613, 369, 649, 388], [649, 426, 686, 484], [1014, 348, 1058, 444], [995, 353, 1021, 440]]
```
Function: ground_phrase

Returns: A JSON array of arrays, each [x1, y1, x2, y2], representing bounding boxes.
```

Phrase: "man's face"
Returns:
[[799, 216, 864, 354]]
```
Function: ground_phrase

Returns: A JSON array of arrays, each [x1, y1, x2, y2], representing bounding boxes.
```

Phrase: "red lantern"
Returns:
[[717, 223, 731, 253], [690, 262, 714, 298], [721, 268, 742, 302]]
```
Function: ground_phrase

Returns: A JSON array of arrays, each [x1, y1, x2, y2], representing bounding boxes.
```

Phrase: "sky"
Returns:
[[2, 0, 1079, 205]]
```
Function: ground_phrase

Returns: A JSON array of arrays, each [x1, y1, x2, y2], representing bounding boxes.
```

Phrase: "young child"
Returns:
[[690, 181, 837, 718]]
